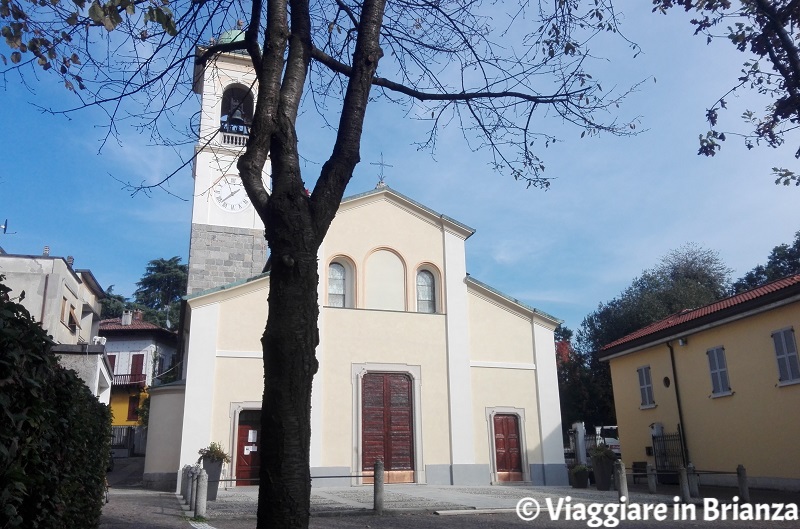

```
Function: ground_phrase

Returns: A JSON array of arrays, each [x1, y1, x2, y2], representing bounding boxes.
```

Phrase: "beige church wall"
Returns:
[[469, 367, 542, 466], [467, 291, 535, 365], [364, 249, 406, 310], [210, 357, 266, 456], [216, 281, 269, 352], [323, 198, 449, 310], [143, 383, 186, 490], [319, 307, 450, 468]]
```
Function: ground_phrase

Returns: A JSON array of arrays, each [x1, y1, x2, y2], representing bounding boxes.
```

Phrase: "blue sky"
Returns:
[[0, 2, 798, 333]]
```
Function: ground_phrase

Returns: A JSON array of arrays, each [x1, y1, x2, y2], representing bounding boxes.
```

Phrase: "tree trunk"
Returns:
[[256, 187, 320, 529]]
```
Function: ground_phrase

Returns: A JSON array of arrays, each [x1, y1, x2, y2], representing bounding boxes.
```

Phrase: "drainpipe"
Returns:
[[666, 341, 690, 464], [40, 273, 50, 329]]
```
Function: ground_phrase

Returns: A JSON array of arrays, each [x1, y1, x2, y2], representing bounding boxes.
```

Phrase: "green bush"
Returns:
[[0, 277, 112, 529]]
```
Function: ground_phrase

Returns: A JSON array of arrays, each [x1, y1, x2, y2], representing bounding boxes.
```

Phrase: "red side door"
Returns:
[[236, 410, 261, 486], [494, 413, 523, 482]]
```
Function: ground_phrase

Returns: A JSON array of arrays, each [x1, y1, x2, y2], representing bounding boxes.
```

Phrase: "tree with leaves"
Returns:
[[133, 256, 187, 324], [574, 244, 732, 425], [733, 230, 800, 291], [2, 1, 643, 527], [653, 1, 800, 184], [100, 257, 187, 328]]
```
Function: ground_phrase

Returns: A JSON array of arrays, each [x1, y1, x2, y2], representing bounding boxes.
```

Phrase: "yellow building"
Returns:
[[100, 310, 178, 457], [601, 274, 800, 491]]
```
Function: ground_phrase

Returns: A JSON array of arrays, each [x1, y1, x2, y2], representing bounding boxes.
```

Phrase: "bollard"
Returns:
[[614, 460, 628, 503], [187, 467, 197, 508], [373, 460, 384, 515], [678, 466, 691, 503], [646, 463, 657, 494], [181, 465, 191, 500], [687, 463, 700, 498], [737, 464, 750, 503], [195, 469, 208, 518]]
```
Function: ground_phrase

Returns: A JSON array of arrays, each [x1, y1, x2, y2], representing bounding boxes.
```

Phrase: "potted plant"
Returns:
[[571, 464, 589, 489], [198, 442, 231, 501], [590, 444, 616, 491]]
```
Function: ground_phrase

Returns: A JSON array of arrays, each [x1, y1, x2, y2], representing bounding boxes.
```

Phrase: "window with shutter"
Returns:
[[772, 328, 800, 384], [127, 395, 140, 421], [637, 366, 655, 407], [706, 347, 731, 396]]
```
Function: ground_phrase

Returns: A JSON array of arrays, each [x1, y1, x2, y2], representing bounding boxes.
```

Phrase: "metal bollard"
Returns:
[[615, 460, 628, 503], [195, 469, 208, 518], [678, 466, 691, 503], [687, 463, 700, 498], [737, 464, 750, 503], [646, 463, 657, 494], [373, 460, 384, 515]]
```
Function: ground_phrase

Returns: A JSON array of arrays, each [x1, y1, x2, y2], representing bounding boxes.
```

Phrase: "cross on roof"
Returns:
[[370, 153, 393, 188]]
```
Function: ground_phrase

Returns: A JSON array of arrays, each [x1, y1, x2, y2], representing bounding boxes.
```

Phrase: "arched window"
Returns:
[[328, 262, 346, 308], [416, 270, 436, 313]]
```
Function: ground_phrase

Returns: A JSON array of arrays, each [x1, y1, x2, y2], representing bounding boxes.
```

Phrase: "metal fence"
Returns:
[[111, 425, 147, 456], [652, 429, 686, 484]]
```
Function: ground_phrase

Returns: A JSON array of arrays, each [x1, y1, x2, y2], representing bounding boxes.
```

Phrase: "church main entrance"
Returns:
[[493, 413, 523, 482], [362, 372, 415, 483]]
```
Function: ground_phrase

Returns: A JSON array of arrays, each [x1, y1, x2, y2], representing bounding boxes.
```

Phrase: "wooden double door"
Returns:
[[362, 373, 415, 483]]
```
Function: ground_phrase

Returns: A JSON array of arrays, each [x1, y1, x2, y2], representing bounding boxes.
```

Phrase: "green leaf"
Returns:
[[10, 51, 20, 63]]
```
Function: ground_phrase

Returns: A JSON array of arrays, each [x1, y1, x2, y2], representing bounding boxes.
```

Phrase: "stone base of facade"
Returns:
[[533, 463, 569, 486], [143, 472, 178, 492], [310, 466, 352, 487]]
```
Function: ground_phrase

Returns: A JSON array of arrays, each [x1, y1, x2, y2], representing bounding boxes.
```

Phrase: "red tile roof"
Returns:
[[601, 274, 800, 355], [99, 317, 172, 333]]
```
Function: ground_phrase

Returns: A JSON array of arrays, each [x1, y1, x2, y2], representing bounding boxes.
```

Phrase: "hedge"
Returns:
[[0, 277, 112, 529]]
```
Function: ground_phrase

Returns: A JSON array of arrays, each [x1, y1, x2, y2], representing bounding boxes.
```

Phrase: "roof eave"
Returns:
[[600, 288, 800, 361], [341, 185, 475, 239]]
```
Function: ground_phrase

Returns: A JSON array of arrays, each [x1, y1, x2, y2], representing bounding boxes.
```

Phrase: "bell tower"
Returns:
[[187, 34, 271, 295]]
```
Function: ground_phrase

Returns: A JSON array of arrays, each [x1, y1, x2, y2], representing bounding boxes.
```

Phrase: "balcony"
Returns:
[[112, 373, 146, 387], [219, 122, 249, 147]]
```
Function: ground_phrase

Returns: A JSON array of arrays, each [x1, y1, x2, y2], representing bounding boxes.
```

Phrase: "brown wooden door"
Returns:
[[236, 410, 261, 486], [362, 373, 414, 483], [494, 413, 523, 482]]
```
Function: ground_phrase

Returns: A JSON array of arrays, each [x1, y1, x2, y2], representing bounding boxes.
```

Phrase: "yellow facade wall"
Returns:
[[216, 283, 269, 352], [110, 387, 148, 427], [470, 367, 541, 466], [320, 307, 450, 467], [609, 302, 800, 481], [324, 199, 446, 310], [467, 291, 534, 365], [210, 357, 266, 457]]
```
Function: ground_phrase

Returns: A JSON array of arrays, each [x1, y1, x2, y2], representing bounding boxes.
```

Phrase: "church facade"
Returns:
[[142, 49, 567, 491]]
